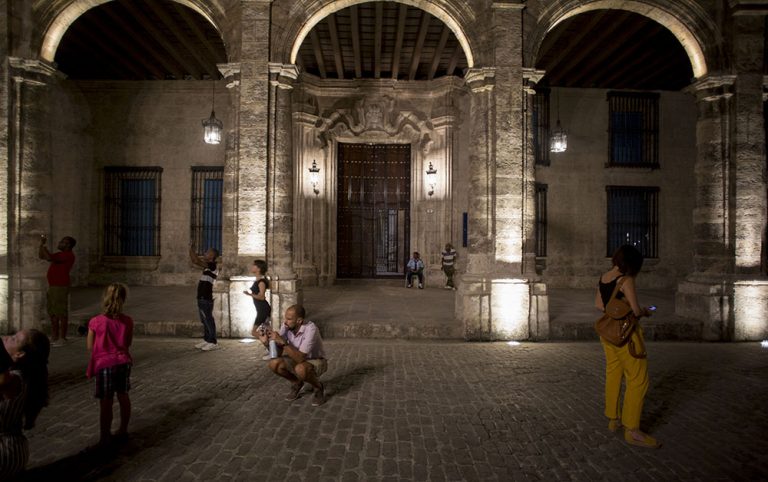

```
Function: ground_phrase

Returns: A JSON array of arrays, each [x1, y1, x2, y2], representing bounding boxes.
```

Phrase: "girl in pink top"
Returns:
[[86, 283, 133, 445]]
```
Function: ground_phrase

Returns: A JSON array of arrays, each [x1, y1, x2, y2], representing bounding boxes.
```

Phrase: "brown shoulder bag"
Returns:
[[595, 276, 637, 346]]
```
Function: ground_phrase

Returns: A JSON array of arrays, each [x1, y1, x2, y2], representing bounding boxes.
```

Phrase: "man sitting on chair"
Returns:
[[406, 251, 425, 289]]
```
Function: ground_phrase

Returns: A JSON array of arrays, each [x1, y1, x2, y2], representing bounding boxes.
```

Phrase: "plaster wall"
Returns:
[[52, 80, 230, 286], [536, 87, 697, 289]]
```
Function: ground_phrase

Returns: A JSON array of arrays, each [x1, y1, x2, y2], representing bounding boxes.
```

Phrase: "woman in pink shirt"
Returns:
[[86, 283, 133, 446]]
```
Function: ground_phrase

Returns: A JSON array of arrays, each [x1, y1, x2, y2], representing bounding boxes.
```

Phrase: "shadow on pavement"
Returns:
[[19, 395, 214, 482], [643, 367, 711, 432], [322, 364, 381, 398]]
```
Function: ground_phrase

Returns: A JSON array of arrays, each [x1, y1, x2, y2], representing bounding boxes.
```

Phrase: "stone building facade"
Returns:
[[0, 0, 766, 341]]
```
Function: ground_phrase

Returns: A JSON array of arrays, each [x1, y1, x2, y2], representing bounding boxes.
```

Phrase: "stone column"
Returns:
[[4, 58, 59, 332], [523, 67, 549, 340], [458, 67, 495, 340], [267, 63, 301, 321], [216, 62, 240, 337], [676, 14, 768, 341]]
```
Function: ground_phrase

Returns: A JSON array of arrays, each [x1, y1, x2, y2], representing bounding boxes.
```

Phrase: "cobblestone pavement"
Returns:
[[16, 337, 768, 481]]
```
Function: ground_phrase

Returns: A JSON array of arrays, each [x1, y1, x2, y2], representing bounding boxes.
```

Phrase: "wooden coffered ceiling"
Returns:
[[53, 2, 693, 90]]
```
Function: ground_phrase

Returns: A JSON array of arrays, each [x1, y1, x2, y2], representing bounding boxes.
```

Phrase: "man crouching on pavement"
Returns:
[[258, 304, 327, 406]]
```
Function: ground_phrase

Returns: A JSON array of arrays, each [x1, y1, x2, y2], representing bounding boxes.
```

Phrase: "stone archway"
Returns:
[[526, 0, 718, 79], [37, 0, 232, 63], [271, 0, 478, 68]]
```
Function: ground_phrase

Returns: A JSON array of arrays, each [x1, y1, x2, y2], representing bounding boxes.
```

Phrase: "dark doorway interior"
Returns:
[[337, 143, 411, 278]]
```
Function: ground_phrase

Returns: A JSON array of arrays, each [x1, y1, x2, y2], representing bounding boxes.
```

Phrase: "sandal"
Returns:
[[608, 419, 622, 432], [624, 429, 661, 449]]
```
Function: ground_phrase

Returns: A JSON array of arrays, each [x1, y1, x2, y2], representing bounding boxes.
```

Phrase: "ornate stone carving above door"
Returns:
[[315, 95, 434, 150]]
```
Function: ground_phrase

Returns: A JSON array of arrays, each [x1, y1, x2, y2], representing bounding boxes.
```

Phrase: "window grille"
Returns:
[[191, 167, 224, 255], [103, 167, 162, 256], [533, 88, 551, 166], [607, 92, 659, 168], [535, 183, 548, 257], [606, 186, 659, 258]]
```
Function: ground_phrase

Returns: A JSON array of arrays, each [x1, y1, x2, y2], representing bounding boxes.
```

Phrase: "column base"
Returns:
[[456, 275, 549, 341], [676, 276, 768, 341]]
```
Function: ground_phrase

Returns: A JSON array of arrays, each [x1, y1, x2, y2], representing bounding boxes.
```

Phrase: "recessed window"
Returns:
[[606, 186, 659, 258], [535, 183, 548, 257], [103, 167, 162, 256], [533, 88, 551, 166], [191, 167, 224, 255], [607, 92, 659, 168]]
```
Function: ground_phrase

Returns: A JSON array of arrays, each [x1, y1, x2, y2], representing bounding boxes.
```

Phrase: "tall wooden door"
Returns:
[[337, 143, 410, 278]]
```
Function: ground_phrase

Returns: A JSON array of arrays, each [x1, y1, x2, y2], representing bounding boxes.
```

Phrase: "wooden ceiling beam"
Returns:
[[538, 11, 608, 74], [77, 18, 150, 79], [327, 13, 345, 79], [350, 5, 362, 78], [408, 11, 431, 80], [428, 24, 450, 80], [548, 12, 634, 86], [58, 32, 127, 78], [595, 26, 664, 87], [391, 3, 407, 79], [144, 0, 215, 78], [446, 42, 461, 77], [565, 19, 650, 86], [309, 29, 327, 78], [171, 2, 225, 69], [373, 2, 383, 78], [121, 1, 202, 78], [103, 7, 185, 78]]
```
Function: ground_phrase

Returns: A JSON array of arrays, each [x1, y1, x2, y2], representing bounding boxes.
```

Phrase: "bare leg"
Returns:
[[116, 393, 131, 435], [60, 316, 69, 340], [50, 315, 60, 341], [268, 359, 300, 384], [99, 396, 114, 443], [295, 363, 322, 390]]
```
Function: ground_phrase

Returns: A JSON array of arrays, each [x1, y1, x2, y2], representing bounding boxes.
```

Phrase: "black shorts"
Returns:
[[94, 363, 132, 399]]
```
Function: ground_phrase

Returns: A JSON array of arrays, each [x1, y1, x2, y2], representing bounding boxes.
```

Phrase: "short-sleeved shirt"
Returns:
[[407, 258, 424, 271], [196, 262, 218, 301], [47, 251, 75, 286], [279, 321, 325, 359], [441, 249, 457, 266], [86, 314, 134, 378]]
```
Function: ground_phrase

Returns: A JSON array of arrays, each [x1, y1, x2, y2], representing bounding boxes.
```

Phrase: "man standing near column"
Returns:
[[189, 244, 220, 351], [441, 243, 458, 290], [39, 235, 76, 346]]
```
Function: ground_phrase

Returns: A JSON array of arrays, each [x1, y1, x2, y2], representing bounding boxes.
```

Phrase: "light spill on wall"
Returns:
[[490, 278, 530, 339], [733, 282, 768, 340]]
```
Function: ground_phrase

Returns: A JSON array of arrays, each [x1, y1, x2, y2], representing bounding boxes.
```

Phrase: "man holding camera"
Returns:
[[258, 304, 327, 406]]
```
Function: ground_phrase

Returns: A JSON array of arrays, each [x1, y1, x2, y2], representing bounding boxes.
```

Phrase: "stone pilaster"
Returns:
[[5, 58, 60, 332], [267, 63, 301, 320], [523, 67, 549, 341], [236, 1, 271, 264], [676, 16, 768, 340]]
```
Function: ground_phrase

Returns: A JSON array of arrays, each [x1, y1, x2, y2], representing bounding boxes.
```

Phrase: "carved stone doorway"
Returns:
[[337, 143, 411, 278]]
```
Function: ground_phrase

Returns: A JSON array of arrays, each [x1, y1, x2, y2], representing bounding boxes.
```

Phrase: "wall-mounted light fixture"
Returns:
[[550, 90, 567, 153], [426, 162, 437, 197], [308, 159, 321, 195], [202, 80, 223, 145]]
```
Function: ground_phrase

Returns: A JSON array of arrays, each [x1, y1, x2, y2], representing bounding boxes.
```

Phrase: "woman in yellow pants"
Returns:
[[595, 245, 661, 449]]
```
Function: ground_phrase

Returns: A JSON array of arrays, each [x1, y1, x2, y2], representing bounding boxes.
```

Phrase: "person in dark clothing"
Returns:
[[189, 244, 220, 351], [243, 260, 272, 360]]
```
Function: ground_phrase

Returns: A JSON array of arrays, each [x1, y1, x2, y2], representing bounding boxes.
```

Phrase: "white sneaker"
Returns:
[[261, 353, 272, 361], [194, 340, 208, 349], [52, 338, 67, 347], [201, 342, 221, 351], [418, 284, 423, 289]]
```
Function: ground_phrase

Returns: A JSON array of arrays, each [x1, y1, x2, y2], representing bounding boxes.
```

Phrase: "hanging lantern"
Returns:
[[308, 159, 321, 195], [202, 80, 223, 145], [550, 119, 567, 153], [426, 162, 437, 196]]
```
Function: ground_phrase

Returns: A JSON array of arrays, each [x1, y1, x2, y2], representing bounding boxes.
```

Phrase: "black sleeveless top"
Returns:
[[598, 276, 625, 307]]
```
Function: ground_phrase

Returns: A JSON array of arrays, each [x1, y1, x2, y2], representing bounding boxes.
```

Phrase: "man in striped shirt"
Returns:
[[441, 243, 458, 290], [189, 244, 220, 351]]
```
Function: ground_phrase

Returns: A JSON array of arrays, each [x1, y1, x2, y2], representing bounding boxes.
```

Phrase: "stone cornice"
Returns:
[[268, 63, 300, 89], [522, 68, 546, 94], [298, 73, 463, 97], [686, 73, 736, 101], [492, 2, 526, 10], [217, 62, 241, 88], [465, 67, 496, 93], [728, 0, 768, 15], [8, 57, 64, 83]]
